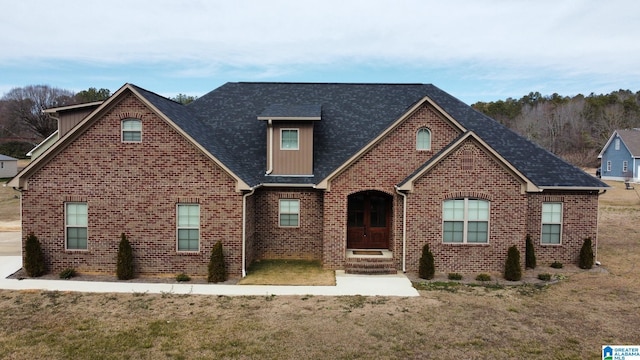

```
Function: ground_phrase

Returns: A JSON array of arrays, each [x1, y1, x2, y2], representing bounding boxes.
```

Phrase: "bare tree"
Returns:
[[2, 85, 76, 139]]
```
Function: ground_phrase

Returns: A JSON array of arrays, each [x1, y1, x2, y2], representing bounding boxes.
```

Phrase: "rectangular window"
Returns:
[[623, 161, 628, 173], [606, 161, 612, 172], [615, 138, 620, 150], [279, 199, 300, 227], [541, 202, 562, 244], [443, 198, 489, 244], [177, 204, 200, 251], [66, 202, 88, 250], [280, 129, 299, 150], [122, 119, 142, 142]]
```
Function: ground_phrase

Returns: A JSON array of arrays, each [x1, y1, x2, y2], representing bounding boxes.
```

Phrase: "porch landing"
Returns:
[[345, 249, 397, 275]]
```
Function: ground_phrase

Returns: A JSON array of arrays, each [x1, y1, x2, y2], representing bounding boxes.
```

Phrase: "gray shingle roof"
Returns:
[[134, 82, 606, 189], [617, 129, 640, 157]]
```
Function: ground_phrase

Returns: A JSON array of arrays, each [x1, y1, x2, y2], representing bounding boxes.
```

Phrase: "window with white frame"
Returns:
[[280, 129, 299, 150], [416, 128, 431, 150], [623, 161, 629, 173], [615, 138, 620, 150], [541, 202, 562, 244], [66, 202, 88, 250], [606, 161, 612, 172], [177, 204, 200, 251], [443, 198, 489, 243], [279, 199, 300, 227], [121, 119, 142, 142]]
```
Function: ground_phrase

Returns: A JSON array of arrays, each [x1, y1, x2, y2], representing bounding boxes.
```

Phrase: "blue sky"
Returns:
[[1, 0, 639, 104]]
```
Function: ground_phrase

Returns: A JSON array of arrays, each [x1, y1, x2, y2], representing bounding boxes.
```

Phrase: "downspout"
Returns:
[[242, 187, 256, 277], [395, 186, 407, 273], [265, 119, 273, 175]]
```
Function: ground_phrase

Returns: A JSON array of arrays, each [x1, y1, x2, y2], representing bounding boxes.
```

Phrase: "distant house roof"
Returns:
[[0, 154, 18, 161], [616, 129, 640, 157]]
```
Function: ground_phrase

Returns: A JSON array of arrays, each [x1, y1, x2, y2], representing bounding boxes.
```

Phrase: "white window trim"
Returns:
[[416, 127, 431, 151], [541, 202, 563, 245], [121, 118, 142, 143], [623, 161, 629, 173], [279, 199, 300, 228], [606, 161, 612, 172], [176, 203, 200, 252], [615, 138, 620, 150], [65, 202, 88, 251], [442, 198, 490, 244], [280, 128, 299, 150]]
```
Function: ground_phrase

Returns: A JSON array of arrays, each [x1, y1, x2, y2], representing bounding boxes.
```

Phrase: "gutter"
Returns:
[[265, 119, 273, 175], [241, 187, 257, 277], [395, 186, 407, 273]]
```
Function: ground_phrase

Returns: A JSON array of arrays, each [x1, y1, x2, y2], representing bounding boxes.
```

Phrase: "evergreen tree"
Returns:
[[24, 232, 45, 277], [504, 245, 522, 281], [418, 243, 435, 280], [579, 237, 595, 269], [208, 241, 227, 283], [116, 233, 134, 280], [525, 234, 536, 269]]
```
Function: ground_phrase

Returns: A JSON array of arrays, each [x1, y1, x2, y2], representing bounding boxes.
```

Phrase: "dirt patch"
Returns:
[[0, 220, 20, 232]]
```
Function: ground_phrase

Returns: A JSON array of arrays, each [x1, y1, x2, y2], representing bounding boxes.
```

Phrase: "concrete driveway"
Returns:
[[0, 232, 20, 256]]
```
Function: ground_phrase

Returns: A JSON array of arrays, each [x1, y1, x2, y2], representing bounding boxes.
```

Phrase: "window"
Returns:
[[606, 161, 612, 172], [177, 204, 200, 251], [66, 202, 88, 250], [279, 199, 300, 227], [541, 202, 562, 244], [121, 119, 142, 142], [416, 128, 431, 150], [615, 138, 620, 150], [623, 161, 629, 173], [0, 162, 3, 169], [281, 129, 299, 150], [443, 198, 489, 243]]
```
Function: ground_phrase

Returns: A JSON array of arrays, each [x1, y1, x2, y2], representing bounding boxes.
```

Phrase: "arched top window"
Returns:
[[416, 128, 431, 150], [121, 118, 142, 143]]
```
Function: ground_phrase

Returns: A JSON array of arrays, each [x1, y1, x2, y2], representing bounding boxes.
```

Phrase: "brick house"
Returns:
[[8, 82, 608, 278]]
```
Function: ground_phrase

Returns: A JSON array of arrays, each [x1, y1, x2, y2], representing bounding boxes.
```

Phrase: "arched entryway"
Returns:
[[347, 191, 392, 249]]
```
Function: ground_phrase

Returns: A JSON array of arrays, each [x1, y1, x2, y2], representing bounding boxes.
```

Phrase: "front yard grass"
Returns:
[[238, 259, 336, 286]]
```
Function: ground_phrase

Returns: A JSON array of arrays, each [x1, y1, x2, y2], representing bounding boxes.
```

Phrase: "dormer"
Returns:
[[258, 104, 321, 176]]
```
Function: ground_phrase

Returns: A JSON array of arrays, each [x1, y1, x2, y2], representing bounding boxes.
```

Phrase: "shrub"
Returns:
[[504, 245, 522, 281], [59, 268, 76, 279], [116, 233, 134, 280], [418, 244, 435, 280], [175, 273, 191, 282], [579, 237, 595, 269], [525, 234, 536, 269], [550, 261, 563, 269], [448, 273, 463, 280], [24, 233, 45, 277], [208, 241, 227, 283], [475, 273, 491, 282], [538, 273, 552, 281]]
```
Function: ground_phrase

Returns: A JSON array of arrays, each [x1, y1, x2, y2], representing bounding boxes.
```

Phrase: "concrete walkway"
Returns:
[[0, 256, 419, 297]]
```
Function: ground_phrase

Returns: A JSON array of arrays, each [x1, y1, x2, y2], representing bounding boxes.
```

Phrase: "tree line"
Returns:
[[472, 90, 640, 167]]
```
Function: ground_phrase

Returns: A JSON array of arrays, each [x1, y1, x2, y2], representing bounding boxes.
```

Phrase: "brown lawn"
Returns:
[[1, 180, 639, 359]]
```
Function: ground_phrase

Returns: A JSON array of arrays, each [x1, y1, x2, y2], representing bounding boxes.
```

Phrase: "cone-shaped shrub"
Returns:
[[418, 243, 435, 280], [525, 234, 536, 269], [208, 241, 227, 283], [116, 233, 134, 280], [24, 232, 45, 277], [504, 245, 522, 281], [579, 237, 595, 269]]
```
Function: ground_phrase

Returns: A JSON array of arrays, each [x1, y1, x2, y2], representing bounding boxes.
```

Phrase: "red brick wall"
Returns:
[[323, 104, 461, 269], [253, 188, 323, 261], [21, 93, 244, 277], [406, 139, 528, 273], [526, 191, 599, 266]]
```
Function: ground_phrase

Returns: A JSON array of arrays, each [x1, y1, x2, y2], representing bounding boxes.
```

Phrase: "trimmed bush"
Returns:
[[538, 273, 552, 281], [59, 268, 76, 279], [418, 244, 435, 280], [116, 233, 134, 280], [475, 273, 491, 282], [550, 261, 563, 269], [579, 237, 595, 269], [448, 273, 463, 281], [24, 233, 46, 277], [525, 234, 536, 269], [176, 273, 191, 282], [208, 241, 227, 283], [504, 245, 522, 281]]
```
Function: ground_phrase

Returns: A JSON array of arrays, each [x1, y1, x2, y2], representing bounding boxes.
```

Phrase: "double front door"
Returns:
[[347, 191, 391, 249]]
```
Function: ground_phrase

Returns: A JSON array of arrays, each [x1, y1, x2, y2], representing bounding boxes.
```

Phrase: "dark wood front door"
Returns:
[[347, 191, 391, 249]]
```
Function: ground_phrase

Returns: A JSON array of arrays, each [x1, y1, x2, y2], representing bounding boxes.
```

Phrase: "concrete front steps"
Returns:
[[345, 249, 397, 275]]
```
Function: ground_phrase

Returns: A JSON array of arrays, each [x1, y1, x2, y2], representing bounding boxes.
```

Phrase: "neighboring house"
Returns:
[[8, 83, 608, 278], [598, 129, 640, 182], [0, 154, 18, 178]]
